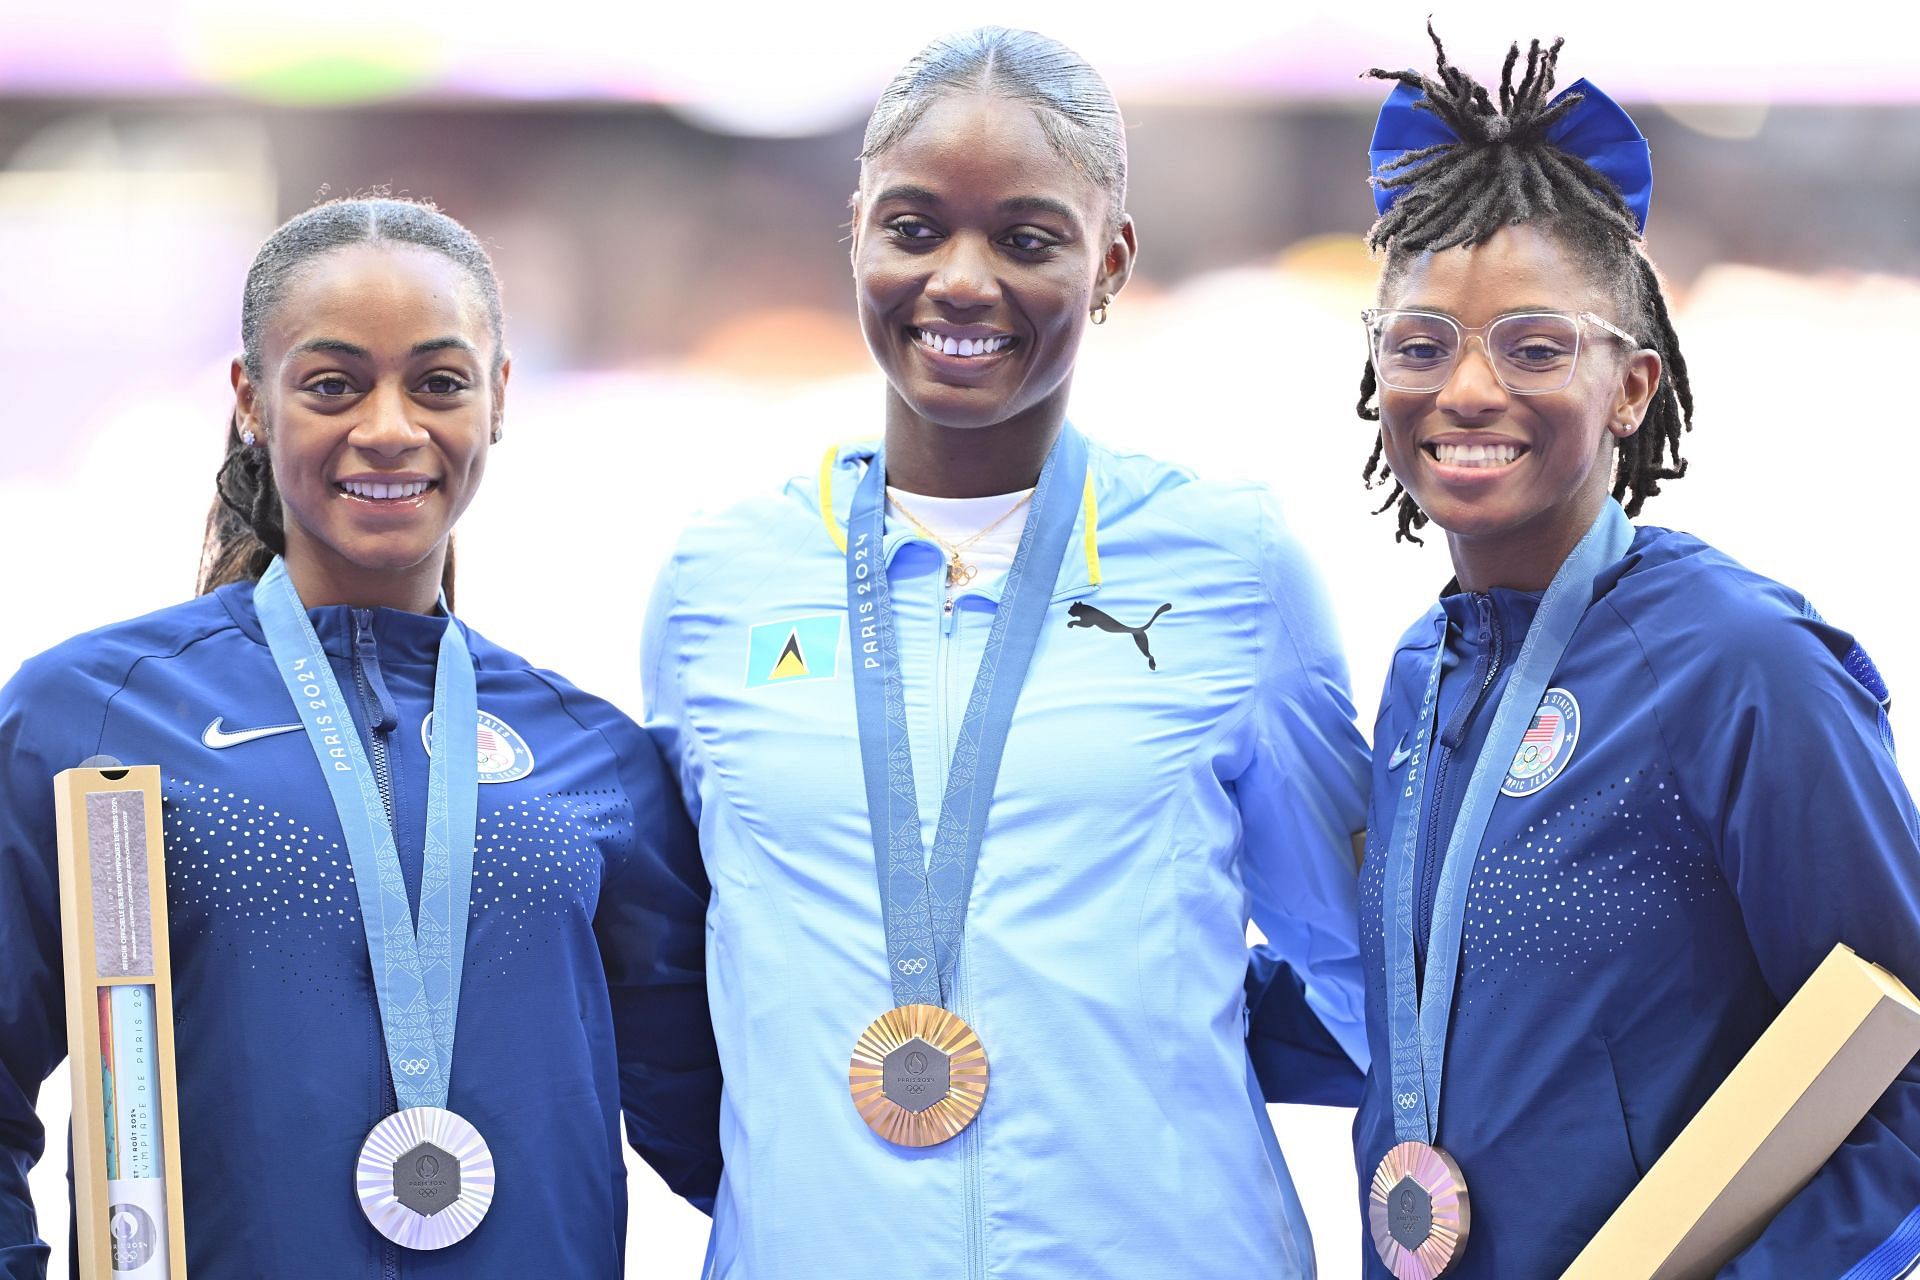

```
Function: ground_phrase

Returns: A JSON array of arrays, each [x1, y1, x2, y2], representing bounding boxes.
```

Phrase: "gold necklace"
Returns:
[[888, 490, 1035, 589]]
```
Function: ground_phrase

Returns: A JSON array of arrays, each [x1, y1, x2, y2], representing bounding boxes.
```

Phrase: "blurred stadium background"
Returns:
[[5, 3, 1917, 1275]]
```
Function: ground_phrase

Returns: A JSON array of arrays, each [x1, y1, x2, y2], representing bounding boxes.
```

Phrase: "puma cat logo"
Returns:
[[1067, 602, 1173, 671]]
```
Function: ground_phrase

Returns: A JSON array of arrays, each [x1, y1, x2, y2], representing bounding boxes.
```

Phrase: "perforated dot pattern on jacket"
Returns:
[[1359, 768, 1727, 1008], [161, 779, 635, 980], [1463, 768, 1718, 984], [1359, 820, 1390, 982], [469, 789, 632, 977], [163, 778, 359, 942]]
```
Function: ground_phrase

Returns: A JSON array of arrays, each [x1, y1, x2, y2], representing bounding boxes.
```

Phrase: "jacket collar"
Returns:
[[217, 578, 459, 666], [814, 438, 1103, 604]]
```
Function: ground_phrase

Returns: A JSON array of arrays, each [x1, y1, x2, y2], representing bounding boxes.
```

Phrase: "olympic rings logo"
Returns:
[[396, 1057, 433, 1077], [896, 957, 929, 975], [1394, 1091, 1419, 1111]]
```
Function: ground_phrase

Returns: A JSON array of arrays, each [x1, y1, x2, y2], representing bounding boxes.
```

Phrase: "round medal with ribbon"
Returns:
[[1372, 502, 1634, 1277], [257, 561, 493, 1248], [355, 1106, 495, 1250], [848, 1004, 989, 1147], [1370, 1140, 1471, 1280], [842, 428, 1087, 1146]]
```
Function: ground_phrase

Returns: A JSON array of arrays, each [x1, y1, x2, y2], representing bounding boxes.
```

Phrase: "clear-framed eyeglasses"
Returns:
[[1361, 308, 1640, 395]]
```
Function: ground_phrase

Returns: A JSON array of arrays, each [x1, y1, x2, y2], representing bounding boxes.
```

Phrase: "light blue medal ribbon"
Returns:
[[1383, 500, 1634, 1145], [255, 559, 479, 1112], [846, 427, 1088, 1010]]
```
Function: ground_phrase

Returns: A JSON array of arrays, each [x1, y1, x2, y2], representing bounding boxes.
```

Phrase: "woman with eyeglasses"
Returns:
[[1346, 29, 1920, 1280], [644, 26, 1371, 1278]]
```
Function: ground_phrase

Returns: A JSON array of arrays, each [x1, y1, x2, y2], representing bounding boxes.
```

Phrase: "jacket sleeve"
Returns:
[[0, 656, 96, 1280], [580, 676, 722, 1214], [1239, 494, 1373, 1104], [640, 553, 698, 823], [1634, 601, 1920, 1278]]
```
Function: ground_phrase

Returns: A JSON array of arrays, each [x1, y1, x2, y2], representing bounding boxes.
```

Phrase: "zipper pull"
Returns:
[[350, 609, 400, 734], [942, 595, 956, 635]]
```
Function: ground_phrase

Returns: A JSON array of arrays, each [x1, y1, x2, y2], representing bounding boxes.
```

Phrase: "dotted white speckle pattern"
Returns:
[[468, 788, 626, 979], [161, 778, 633, 983], [1457, 767, 1716, 1009], [1360, 822, 1388, 980], [162, 778, 359, 942], [1361, 767, 1725, 1011]]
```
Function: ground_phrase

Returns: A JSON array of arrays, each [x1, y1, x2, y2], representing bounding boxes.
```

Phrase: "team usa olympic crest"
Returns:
[[421, 711, 535, 785], [1501, 687, 1580, 798]]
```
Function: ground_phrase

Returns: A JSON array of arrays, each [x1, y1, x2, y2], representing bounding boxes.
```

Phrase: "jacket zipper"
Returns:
[[351, 611, 398, 832], [1415, 596, 1505, 972], [933, 582, 987, 1280], [351, 611, 404, 1280]]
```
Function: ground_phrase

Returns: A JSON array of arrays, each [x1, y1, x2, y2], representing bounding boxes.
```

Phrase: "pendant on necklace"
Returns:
[[945, 559, 977, 589]]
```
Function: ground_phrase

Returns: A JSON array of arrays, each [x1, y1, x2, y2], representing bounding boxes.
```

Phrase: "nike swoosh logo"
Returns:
[[202, 718, 303, 749], [1387, 736, 1414, 771]]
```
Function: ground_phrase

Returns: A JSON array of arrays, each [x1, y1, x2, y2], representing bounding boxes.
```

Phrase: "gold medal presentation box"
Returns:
[[1563, 943, 1920, 1279], [55, 766, 189, 1280]]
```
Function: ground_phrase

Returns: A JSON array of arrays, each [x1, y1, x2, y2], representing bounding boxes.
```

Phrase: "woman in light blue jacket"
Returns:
[[644, 27, 1370, 1278]]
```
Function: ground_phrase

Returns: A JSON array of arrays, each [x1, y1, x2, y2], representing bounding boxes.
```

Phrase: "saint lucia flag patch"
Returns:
[[746, 615, 842, 688]]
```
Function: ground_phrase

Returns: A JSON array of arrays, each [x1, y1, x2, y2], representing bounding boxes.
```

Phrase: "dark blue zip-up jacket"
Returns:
[[0, 582, 720, 1279], [1354, 525, 1920, 1278]]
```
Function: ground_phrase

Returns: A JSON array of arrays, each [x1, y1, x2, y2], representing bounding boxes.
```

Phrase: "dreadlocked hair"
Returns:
[[196, 195, 505, 604], [1356, 26, 1693, 545]]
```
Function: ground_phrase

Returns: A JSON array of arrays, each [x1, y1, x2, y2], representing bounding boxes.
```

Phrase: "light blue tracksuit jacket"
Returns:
[[643, 437, 1371, 1279]]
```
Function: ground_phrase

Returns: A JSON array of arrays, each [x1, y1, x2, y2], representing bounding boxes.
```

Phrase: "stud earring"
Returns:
[[240, 428, 258, 447], [1090, 294, 1113, 325], [490, 425, 503, 444]]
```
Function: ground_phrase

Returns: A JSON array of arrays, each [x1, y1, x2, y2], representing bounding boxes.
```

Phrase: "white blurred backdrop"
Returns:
[[5, 2, 1918, 1276]]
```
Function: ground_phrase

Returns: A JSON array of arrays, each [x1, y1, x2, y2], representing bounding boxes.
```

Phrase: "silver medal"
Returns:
[[355, 1106, 495, 1249]]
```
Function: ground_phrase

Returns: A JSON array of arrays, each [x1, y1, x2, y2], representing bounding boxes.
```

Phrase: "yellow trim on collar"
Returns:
[[818, 442, 1100, 586], [820, 444, 848, 554], [1081, 471, 1102, 587]]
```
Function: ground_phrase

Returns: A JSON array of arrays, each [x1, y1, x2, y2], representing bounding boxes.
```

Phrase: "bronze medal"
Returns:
[[1369, 1140, 1470, 1279]]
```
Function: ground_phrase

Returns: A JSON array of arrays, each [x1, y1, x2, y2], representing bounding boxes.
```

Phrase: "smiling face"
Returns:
[[852, 92, 1133, 438], [1374, 223, 1660, 589], [233, 242, 507, 611]]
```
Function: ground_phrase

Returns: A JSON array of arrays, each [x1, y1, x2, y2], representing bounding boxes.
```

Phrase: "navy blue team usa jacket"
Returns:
[[0, 582, 720, 1279], [1355, 526, 1920, 1278]]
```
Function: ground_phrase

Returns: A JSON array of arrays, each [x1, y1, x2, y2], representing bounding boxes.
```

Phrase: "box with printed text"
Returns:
[[55, 765, 189, 1280]]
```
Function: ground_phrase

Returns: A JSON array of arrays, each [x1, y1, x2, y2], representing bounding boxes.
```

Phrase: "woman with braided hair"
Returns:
[[1346, 29, 1920, 1279], [0, 197, 719, 1276]]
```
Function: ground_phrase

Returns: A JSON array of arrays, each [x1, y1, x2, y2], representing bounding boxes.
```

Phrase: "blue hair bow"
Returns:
[[1367, 76, 1652, 231]]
